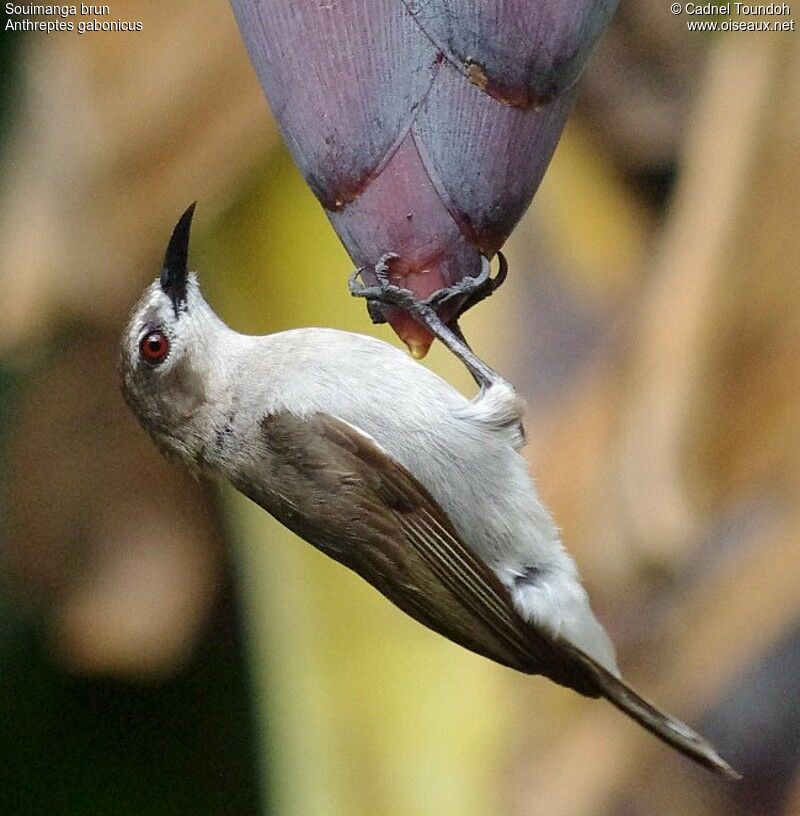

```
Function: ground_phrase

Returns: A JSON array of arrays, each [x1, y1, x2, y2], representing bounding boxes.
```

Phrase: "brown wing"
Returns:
[[230, 410, 597, 694]]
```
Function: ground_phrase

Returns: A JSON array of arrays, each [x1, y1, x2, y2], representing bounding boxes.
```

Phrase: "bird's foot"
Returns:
[[349, 253, 508, 389]]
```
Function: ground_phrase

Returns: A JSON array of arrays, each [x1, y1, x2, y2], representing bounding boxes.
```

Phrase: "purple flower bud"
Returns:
[[230, 0, 617, 355]]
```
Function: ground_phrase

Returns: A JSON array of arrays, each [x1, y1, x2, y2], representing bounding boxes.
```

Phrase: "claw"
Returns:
[[352, 253, 508, 318], [374, 252, 399, 286], [350, 253, 509, 389], [450, 251, 508, 319], [350, 268, 391, 325], [425, 255, 492, 310]]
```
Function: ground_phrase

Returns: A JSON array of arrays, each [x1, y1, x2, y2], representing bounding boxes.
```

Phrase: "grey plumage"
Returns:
[[118, 209, 739, 779]]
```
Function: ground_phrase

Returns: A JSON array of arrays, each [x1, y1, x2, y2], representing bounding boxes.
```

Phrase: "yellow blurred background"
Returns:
[[1, 3, 798, 815]]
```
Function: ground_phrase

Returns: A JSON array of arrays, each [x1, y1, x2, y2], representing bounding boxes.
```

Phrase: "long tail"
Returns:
[[563, 642, 741, 780]]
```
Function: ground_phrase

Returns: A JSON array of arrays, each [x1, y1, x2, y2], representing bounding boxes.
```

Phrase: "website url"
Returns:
[[687, 18, 795, 28]]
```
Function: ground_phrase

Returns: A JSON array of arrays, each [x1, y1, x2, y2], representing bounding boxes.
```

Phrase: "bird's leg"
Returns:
[[349, 253, 508, 389]]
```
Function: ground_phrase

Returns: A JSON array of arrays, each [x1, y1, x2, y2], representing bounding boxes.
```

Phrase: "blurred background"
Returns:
[[1, 3, 799, 815]]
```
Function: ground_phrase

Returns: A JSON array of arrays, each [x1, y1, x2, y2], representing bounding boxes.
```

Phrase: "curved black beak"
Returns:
[[160, 202, 196, 315]]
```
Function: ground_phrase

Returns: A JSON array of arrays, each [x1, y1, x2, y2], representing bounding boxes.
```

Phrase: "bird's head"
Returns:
[[119, 204, 224, 460]]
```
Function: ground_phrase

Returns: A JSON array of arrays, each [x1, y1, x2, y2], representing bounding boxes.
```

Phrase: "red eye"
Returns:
[[139, 329, 169, 363]]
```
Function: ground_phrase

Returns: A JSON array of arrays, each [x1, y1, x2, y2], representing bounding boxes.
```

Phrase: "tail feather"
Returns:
[[563, 642, 741, 780]]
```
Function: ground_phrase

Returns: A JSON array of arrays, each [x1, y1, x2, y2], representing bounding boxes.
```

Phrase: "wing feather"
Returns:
[[230, 410, 595, 692]]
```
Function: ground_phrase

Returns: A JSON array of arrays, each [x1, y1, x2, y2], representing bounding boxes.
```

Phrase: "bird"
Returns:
[[119, 204, 739, 779]]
